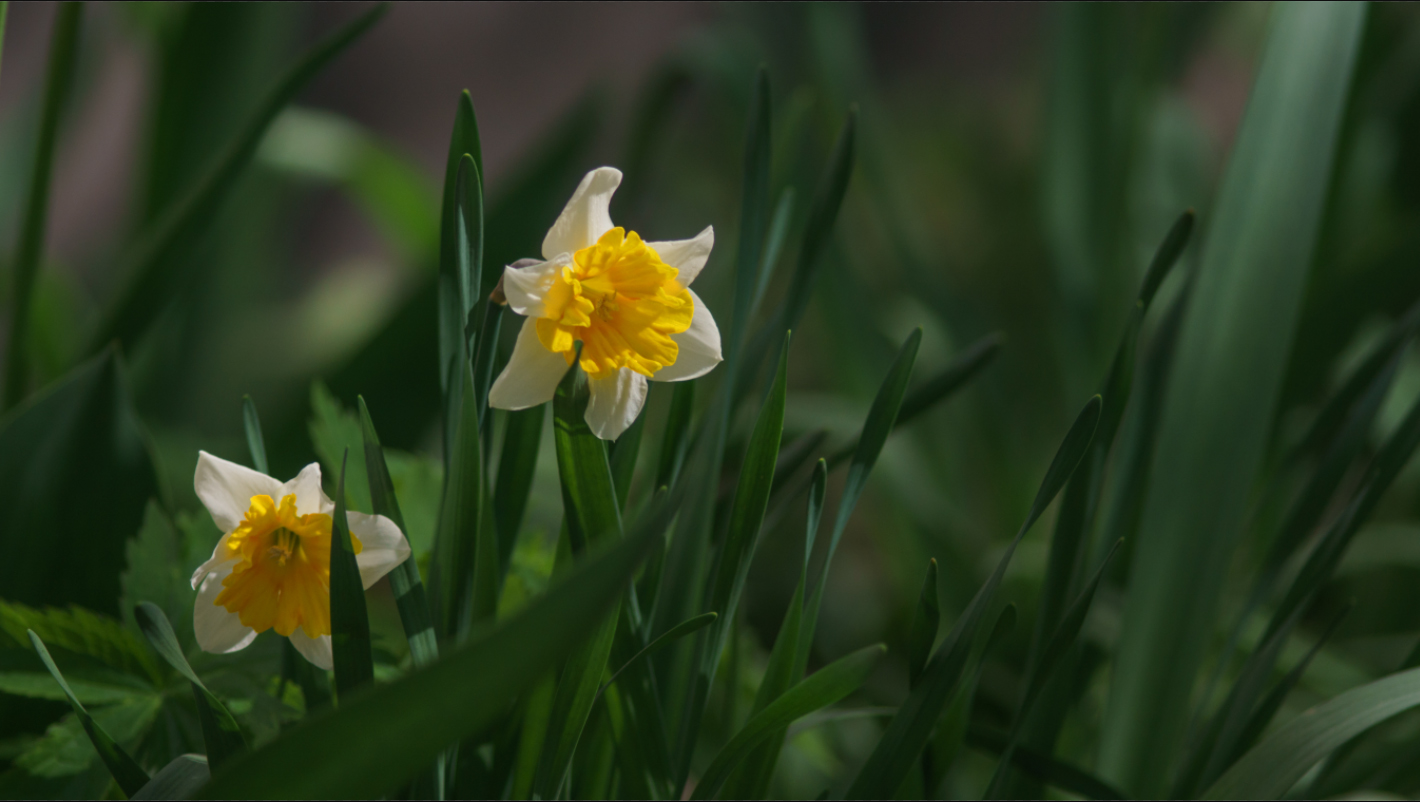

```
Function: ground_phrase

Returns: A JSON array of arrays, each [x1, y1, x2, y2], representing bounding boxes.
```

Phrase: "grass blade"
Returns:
[[330, 451, 374, 699], [599, 612, 717, 703], [906, 559, 940, 688], [929, 605, 1018, 795], [2, 1, 80, 411], [655, 380, 695, 490], [894, 333, 1003, 431], [200, 495, 669, 800], [1100, 5, 1367, 792], [728, 67, 773, 366], [494, 404, 546, 578], [966, 725, 1124, 801], [431, 364, 488, 640], [690, 644, 886, 801], [27, 630, 150, 796], [241, 396, 268, 475], [84, 4, 387, 355], [846, 395, 1101, 799], [131, 755, 210, 801]]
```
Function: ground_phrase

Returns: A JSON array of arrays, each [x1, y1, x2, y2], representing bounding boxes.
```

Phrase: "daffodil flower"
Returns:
[[189, 452, 411, 669], [488, 167, 722, 439]]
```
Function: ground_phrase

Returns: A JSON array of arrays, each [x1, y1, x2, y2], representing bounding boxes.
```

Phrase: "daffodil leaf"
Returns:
[[430, 362, 491, 640], [750, 187, 796, 321], [1103, 5, 1367, 790], [846, 395, 1100, 799], [240, 396, 268, 475], [965, 724, 1125, 801], [493, 404, 546, 580], [84, 4, 388, 356], [437, 96, 481, 400], [26, 631, 149, 796], [609, 408, 648, 510], [599, 612, 717, 703], [654, 380, 695, 490], [134, 603, 247, 769], [130, 754, 210, 801], [690, 644, 886, 801], [907, 559, 940, 689], [893, 332, 1002, 432], [1, 0, 80, 411], [727, 66, 773, 367], [801, 328, 921, 674], [199, 489, 670, 800], [932, 604, 1018, 794], [330, 450, 375, 699]]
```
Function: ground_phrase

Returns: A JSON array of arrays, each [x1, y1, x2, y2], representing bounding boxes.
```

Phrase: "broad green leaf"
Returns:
[[0, 673, 142, 706], [1203, 666, 1420, 800], [310, 381, 372, 512], [0, 350, 158, 617], [1101, 5, 1367, 792], [134, 603, 246, 769], [847, 395, 1100, 799], [690, 644, 885, 801], [0, 602, 158, 682], [199, 491, 668, 800], [494, 404, 546, 578], [13, 695, 161, 782], [907, 559, 940, 689], [26, 631, 149, 796], [131, 755, 210, 801], [2, 1, 80, 411], [330, 452, 374, 698], [84, 4, 388, 355]]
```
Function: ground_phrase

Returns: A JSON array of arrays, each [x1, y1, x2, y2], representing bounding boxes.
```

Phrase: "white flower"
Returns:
[[189, 451, 411, 670], [488, 167, 722, 439]]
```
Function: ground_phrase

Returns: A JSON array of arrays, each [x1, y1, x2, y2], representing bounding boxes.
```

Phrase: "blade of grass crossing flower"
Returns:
[[330, 450, 374, 699], [534, 365, 627, 798], [1202, 666, 1420, 800], [3, 1, 80, 411], [26, 630, 150, 796], [85, 5, 387, 356], [800, 329, 921, 670], [494, 404, 545, 579], [907, 559, 940, 688], [200, 495, 671, 800], [1101, 6, 1366, 791], [846, 395, 1100, 799], [134, 603, 247, 768], [690, 644, 886, 801]]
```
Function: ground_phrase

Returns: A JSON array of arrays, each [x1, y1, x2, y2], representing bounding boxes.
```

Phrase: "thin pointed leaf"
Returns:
[[599, 612, 717, 702], [431, 364, 488, 639], [966, 724, 1125, 801], [751, 187, 796, 319], [331, 450, 374, 698], [85, 4, 388, 355], [931, 605, 1018, 794], [28, 630, 150, 796], [847, 395, 1101, 799], [3, 1, 80, 410], [494, 404, 546, 578], [728, 67, 773, 366], [131, 754, 210, 801], [893, 333, 1003, 431], [241, 396, 268, 474], [691, 645, 885, 800], [135, 603, 247, 768], [655, 380, 695, 490], [907, 559, 940, 688]]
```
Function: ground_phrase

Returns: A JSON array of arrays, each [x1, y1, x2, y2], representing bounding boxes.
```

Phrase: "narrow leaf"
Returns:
[[241, 396, 268, 475], [599, 612, 717, 702], [330, 450, 374, 698], [907, 559, 940, 688], [131, 755, 210, 801], [135, 603, 247, 768], [493, 404, 546, 578]]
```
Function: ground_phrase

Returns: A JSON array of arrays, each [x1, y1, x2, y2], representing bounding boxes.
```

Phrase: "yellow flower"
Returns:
[[189, 452, 410, 669], [489, 167, 722, 439]]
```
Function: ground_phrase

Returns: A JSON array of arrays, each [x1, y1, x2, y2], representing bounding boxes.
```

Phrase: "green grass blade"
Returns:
[[131, 755, 210, 801], [751, 187, 796, 319], [2, 1, 80, 411], [26, 630, 150, 796], [240, 396, 268, 475], [330, 451, 374, 699], [907, 559, 940, 688], [494, 404, 545, 578], [654, 380, 695, 490], [84, 4, 387, 356], [134, 602, 247, 769], [847, 396, 1101, 799], [801, 329, 921, 667], [1100, 4, 1367, 792], [609, 407, 648, 509], [930, 605, 1018, 795], [200, 497, 668, 799], [691, 644, 886, 801], [894, 333, 1003, 431], [431, 364, 488, 640], [728, 67, 773, 365], [1203, 666, 1420, 800], [965, 725, 1124, 801], [599, 612, 717, 703]]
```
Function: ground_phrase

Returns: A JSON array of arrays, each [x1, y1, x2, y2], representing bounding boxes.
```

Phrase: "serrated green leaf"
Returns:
[[0, 673, 143, 706], [134, 603, 246, 769], [121, 502, 193, 654], [1102, 5, 1367, 792], [131, 754, 210, 801], [690, 644, 886, 801], [0, 601, 159, 683], [25, 631, 149, 795], [84, 4, 388, 355], [198, 490, 669, 800], [2, 1, 80, 411], [330, 451, 374, 698], [310, 381, 372, 513]]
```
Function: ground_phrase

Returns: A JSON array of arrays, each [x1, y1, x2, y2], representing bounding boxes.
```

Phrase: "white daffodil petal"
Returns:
[[652, 289, 723, 383], [585, 368, 649, 441], [649, 226, 714, 286], [542, 167, 622, 259], [282, 462, 331, 515], [195, 451, 282, 534], [489, 318, 571, 410], [503, 255, 570, 318], [190, 533, 234, 590], [289, 629, 333, 671], [348, 512, 412, 590], [194, 567, 257, 655]]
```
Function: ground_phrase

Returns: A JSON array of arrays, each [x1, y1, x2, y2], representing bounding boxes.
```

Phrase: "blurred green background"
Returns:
[[6, 2, 1420, 797]]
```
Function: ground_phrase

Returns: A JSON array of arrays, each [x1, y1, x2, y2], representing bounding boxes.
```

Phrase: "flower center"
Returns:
[[212, 493, 360, 639], [536, 227, 694, 379]]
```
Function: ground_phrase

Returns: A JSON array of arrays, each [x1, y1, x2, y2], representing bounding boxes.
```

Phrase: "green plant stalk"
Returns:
[[3, 1, 81, 411], [330, 450, 374, 698]]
